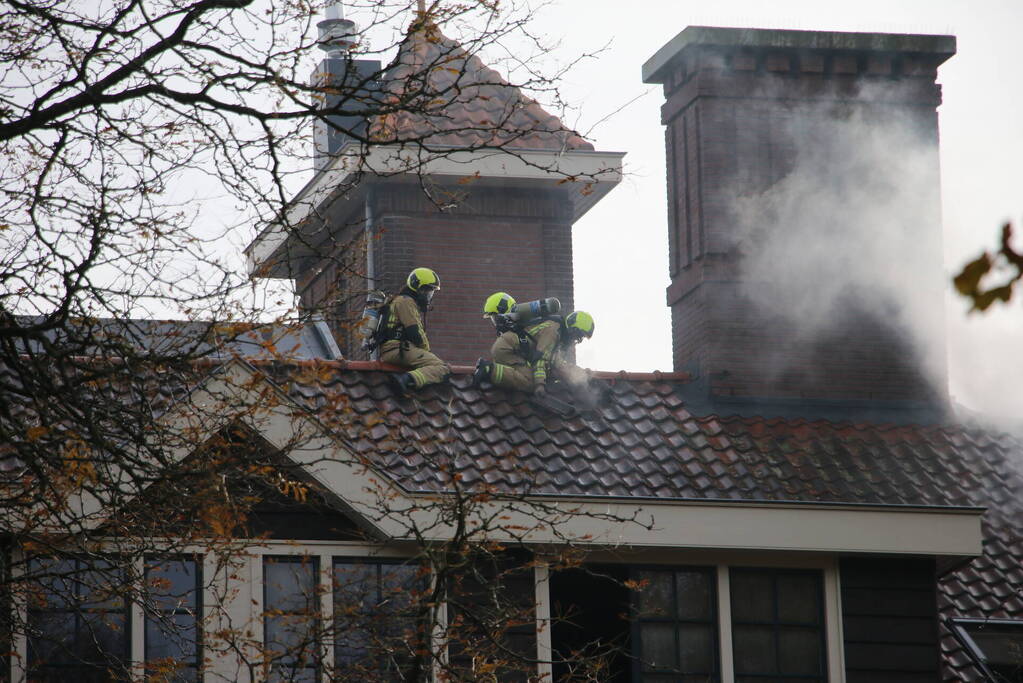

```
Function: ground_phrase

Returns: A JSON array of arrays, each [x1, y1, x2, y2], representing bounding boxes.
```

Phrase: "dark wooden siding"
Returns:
[[841, 557, 939, 683], [246, 502, 364, 540]]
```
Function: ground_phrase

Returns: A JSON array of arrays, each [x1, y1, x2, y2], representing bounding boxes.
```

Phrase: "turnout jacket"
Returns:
[[381, 293, 430, 351], [491, 319, 561, 386]]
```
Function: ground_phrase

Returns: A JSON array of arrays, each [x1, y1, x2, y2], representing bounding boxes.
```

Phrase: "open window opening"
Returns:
[[549, 564, 631, 682], [949, 618, 1023, 682]]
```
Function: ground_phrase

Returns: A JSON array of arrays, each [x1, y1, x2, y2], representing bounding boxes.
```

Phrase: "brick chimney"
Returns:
[[643, 27, 955, 417], [247, 23, 623, 365]]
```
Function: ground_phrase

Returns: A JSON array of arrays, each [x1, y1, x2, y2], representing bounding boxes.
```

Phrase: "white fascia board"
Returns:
[[244, 144, 625, 278], [494, 497, 984, 557], [243, 155, 365, 278], [369, 145, 625, 185]]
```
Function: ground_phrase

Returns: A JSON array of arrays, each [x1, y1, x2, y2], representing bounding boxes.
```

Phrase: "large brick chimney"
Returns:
[[247, 22, 623, 365], [643, 27, 955, 417]]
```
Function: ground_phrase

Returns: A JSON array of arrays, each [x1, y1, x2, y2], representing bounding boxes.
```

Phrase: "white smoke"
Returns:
[[730, 99, 949, 397]]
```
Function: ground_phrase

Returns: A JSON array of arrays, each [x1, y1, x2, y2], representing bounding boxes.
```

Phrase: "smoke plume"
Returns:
[[729, 96, 949, 401]]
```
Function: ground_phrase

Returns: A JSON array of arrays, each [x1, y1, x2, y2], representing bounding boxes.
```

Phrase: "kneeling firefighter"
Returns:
[[376, 267, 451, 395], [473, 292, 594, 397]]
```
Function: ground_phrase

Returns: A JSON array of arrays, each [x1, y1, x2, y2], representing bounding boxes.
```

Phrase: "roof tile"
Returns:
[[368, 24, 593, 153]]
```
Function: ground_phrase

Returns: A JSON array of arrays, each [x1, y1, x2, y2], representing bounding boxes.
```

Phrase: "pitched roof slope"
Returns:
[[269, 363, 1017, 506], [368, 21, 593, 152], [258, 361, 1023, 681]]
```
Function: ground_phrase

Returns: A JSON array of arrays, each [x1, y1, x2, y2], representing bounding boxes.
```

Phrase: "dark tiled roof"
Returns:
[[368, 22, 593, 152], [266, 362, 1016, 505], [256, 360, 1023, 682], [12, 316, 341, 361]]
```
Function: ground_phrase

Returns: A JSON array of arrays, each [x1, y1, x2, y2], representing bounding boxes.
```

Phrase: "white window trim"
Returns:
[[11, 546, 25, 683], [12, 550, 206, 683], [716, 565, 735, 682], [535, 562, 553, 682], [431, 574, 448, 683], [130, 556, 145, 679], [825, 562, 847, 681], [318, 551, 334, 677], [717, 559, 842, 683]]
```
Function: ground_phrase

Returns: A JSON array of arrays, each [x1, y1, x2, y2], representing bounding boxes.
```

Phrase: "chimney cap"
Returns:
[[642, 25, 956, 84], [318, 1, 360, 57]]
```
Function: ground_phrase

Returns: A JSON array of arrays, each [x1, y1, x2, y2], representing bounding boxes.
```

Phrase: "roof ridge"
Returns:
[[215, 357, 694, 381]]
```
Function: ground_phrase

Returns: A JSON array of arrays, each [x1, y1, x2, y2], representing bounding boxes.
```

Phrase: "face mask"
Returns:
[[423, 288, 435, 305]]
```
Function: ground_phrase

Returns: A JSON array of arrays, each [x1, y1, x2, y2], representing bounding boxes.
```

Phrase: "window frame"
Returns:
[[728, 566, 828, 682], [331, 557, 428, 680], [263, 554, 322, 682], [948, 617, 1023, 682], [630, 564, 722, 682], [248, 544, 431, 682], [25, 555, 132, 681], [143, 554, 203, 682]]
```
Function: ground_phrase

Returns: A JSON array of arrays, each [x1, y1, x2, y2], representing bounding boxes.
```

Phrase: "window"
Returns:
[[264, 556, 320, 682], [632, 566, 719, 682], [27, 557, 129, 682], [333, 559, 425, 681], [949, 618, 1023, 682], [144, 557, 201, 682], [730, 568, 826, 682], [445, 553, 536, 682]]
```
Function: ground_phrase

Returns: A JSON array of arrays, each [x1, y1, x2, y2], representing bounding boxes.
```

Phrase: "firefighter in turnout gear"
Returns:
[[379, 267, 450, 395], [474, 299, 594, 396]]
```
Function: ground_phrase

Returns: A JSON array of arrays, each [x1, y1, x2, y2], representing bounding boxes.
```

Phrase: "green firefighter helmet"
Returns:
[[406, 267, 440, 292], [482, 292, 516, 317], [564, 310, 595, 343]]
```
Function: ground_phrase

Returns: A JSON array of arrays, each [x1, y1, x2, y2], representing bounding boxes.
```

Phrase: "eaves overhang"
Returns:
[[245, 143, 625, 279], [513, 496, 983, 559]]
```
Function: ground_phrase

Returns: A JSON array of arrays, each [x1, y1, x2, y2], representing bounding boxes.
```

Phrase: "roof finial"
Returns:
[[317, 0, 359, 58]]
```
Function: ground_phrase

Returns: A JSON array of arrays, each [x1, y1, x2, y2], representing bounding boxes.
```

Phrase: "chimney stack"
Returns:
[[311, 1, 381, 172], [644, 27, 955, 417]]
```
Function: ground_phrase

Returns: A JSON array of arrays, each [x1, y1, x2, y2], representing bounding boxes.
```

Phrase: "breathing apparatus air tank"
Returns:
[[358, 290, 388, 350], [507, 297, 560, 325]]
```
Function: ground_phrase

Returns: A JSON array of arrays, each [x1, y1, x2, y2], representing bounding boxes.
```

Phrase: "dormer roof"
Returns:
[[245, 22, 622, 279], [370, 21, 593, 151]]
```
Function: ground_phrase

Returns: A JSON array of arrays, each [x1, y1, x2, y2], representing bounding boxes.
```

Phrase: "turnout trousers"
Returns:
[[380, 341, 451, 388]]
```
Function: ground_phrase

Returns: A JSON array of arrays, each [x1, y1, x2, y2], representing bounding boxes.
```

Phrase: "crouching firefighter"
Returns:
[[473, 293, 595, 399], [376, 267, 451, 395]]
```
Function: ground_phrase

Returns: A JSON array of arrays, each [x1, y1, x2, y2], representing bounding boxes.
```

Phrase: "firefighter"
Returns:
[[481, 291, 517, 334], [379, 267, 450, 395], [473, 304, 594, 397]]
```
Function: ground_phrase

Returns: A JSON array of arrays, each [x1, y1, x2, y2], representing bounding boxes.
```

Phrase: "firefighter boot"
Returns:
[[388, 372, 417, 396], [472, 359, 493, 387]]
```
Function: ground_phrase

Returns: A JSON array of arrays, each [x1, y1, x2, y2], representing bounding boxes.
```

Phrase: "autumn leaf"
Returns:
[[26, 425, 49, 442], [953, 253, 992, 296], [953, 222, 1023, 311]]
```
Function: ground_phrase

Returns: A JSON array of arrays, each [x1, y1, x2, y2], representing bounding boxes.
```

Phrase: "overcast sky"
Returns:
[[518, 0, 1023, 421]]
